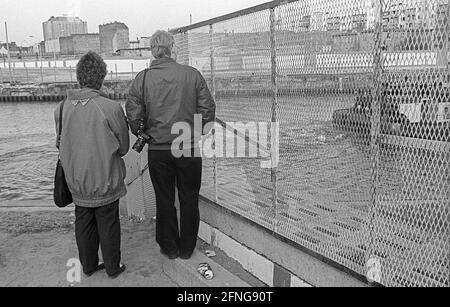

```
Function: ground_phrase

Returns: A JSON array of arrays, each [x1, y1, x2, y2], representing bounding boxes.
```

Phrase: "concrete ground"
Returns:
[[0, 207, 265, 287], [0, 209, 176, 287]]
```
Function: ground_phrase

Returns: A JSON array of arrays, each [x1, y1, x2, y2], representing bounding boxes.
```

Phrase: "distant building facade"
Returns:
[[117, 48, 152, 58], [99, 22, 130, 55], [139, 37, 152, 48], [60, 34, 100, 55], [45, 39, 61, 54], [351, 14, 368, 31], [382, 0, 445, 31], [43, 16, 88, 41], [311, 12, 326, 31], [0, 42, 21, 57], [130, 40, 140, 49], [327, 16, 341, 32], [299, 15, 312, 32]]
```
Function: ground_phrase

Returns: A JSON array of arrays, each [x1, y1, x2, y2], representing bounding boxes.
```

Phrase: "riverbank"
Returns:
[[0, 80, 133, 97]]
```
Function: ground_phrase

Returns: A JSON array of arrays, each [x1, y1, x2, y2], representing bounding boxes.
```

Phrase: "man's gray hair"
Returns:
[[151, 30, 175, 59]]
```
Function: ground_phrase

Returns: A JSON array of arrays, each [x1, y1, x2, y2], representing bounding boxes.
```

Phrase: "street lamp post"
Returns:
[[0, 42, 3, 83], [4, 22, 13, 83]]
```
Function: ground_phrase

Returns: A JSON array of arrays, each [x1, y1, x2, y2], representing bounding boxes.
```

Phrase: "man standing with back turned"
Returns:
[[126, 30, 216, 260]]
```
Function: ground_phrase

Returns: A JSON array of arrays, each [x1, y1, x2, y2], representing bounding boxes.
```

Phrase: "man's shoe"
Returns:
[[84, 262, 105, 278], [108, 264, 126, 279], [160, 248, 179, 260], [179, 251, 194, 260]]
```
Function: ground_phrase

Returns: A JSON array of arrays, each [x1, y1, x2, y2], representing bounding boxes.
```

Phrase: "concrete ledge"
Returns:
[[163, 250, 250, 288], [199, 197, 368, 288], [199, 221, 312, 287]]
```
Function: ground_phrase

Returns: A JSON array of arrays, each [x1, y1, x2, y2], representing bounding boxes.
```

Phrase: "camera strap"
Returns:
[[140, 68, 154, 145], [141, 68, 149, 104]]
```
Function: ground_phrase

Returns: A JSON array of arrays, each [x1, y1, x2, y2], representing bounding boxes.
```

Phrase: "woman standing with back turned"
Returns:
[[55, 52, 130, 279]]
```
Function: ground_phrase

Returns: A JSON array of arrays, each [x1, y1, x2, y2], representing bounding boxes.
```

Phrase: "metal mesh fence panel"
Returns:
[[209, 10, 276, 230], [369, 0, 450, 287], [121, 0, 449, 287], [180, 26, 218, 203], [273, 0, 376, 278]]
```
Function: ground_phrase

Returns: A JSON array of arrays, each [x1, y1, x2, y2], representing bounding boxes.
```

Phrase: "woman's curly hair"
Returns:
[[76, 52, 107, 90]]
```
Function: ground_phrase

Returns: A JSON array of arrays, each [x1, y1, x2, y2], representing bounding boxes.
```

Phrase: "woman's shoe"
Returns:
[[108, 264, 126, 279], [84, 262, 105, 278]]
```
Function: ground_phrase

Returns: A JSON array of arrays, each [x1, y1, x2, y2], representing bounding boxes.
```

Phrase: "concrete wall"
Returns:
[[59, 34, 100, 56], [59, 37, 74, 55], [73, 34, 100, 55], [45, 39, 61, 54]]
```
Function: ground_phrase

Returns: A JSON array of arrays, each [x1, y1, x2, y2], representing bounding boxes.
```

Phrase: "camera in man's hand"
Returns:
[[132, 122, 151, 153]]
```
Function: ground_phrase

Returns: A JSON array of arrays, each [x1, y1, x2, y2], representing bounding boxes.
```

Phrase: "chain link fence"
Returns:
[[125, 0, 449, 287]]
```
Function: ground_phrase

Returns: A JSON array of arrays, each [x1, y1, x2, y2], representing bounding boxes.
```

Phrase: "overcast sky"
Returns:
[[0, 0, 269, 45]]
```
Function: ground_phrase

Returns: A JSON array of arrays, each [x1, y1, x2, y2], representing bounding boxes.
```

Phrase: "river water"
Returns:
[[1, 98, 447, 210], [0, 102, 58, 202], [0, 98, 355, 204]]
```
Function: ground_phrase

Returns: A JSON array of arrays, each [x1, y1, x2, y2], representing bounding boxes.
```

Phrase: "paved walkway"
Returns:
[[0, 209, 177, 287]]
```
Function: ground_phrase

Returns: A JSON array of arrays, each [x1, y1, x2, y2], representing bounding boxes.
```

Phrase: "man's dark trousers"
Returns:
[[149, 150, 202, 256], [75, 201, 121, 276]]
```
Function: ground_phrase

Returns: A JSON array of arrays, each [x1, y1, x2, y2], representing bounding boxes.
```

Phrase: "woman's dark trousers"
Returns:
[[148, 150, 202, 257], [75, 201, 121, 276]]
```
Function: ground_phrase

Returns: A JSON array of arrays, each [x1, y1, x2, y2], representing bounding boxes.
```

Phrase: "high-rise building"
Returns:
[[43, 16, 88, 41], [99, 22, 130, 55]]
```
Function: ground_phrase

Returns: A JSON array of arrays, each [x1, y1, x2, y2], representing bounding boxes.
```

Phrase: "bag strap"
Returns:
[[58, 98, 66, 137], [57, 98, 67, 150]]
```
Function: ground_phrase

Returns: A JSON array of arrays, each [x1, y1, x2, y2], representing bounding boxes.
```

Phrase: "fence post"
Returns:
[[209, 25, 218, 204], [269, 7, 279, 231], [367, 0, 385, 279], [115, 64, 118, 80], [69, 66, 73, 83], [131, 63, 134, 79], [446, 5, 449, 88], [0, 66, 3, 84]]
